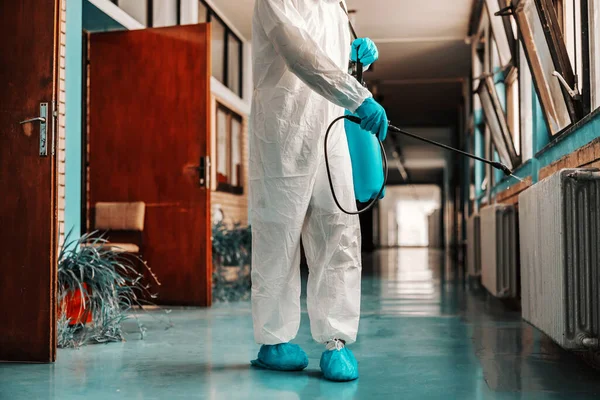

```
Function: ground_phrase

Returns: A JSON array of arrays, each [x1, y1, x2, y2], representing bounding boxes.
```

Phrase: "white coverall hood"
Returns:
[[250, 0, 371, 345]]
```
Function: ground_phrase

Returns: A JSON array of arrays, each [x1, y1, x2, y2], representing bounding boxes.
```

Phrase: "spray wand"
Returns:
[[324, 115, 513, 216], [344, 115, 514, 177]]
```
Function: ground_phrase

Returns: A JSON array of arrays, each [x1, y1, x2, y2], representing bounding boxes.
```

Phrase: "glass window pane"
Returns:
[[506, 70, 520, 155], [230, 117, 242, 186], [519, 44, 534, 160], [153, 0, 177, 27], [514, 0, 572, 134], [216, 108, 228, 182], [212, 17, 226, 83], [477, 77, 517, 168], [119, 0, 147, 26], [485, 0, 513, 66], [228, 36, 241, 96], [591, 0, 600, 110], [490, 35, 501, 73], [564, 0, 583, 94], [198, 1, 207, 23]]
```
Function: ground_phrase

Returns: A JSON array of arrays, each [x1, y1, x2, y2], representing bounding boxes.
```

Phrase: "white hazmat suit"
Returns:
[[250, 0, 372, 345]]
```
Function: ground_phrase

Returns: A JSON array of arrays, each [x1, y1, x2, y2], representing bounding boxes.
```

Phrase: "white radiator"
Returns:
[[519, 169, 600, 350], [467, 213, 481, 278], [480, 204, 519, 298]]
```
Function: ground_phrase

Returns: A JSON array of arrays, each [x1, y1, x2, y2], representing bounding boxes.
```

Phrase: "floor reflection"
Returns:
[[1, 248, 599, 399]]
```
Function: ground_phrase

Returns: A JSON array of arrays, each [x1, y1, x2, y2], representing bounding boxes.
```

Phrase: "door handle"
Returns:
[[196, 156, 211, 188], [19, 103, 49, 157], [20, 117, 47, 124]]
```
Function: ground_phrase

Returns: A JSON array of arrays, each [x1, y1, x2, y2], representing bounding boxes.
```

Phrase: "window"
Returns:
[[519, 43, 535, 160], [513, 0, 580, 135], [113, 1, 184, 27], [215, 104, 244, 194], [505, 67, 521, 155], [552, 0, 566, 32], [477, 75, 519, 169], [591, 0, 600, 110], [485, 0, 516, 67], [200, 1, 244, 97], [228, 35, 242, 96], [198, 1, 208, 23], [211, 17, 226, 83], [117, 0, 149, 26], [152, 0, 179, 27]]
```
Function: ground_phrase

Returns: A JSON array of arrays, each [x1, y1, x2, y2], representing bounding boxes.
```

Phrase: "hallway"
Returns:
[[2, 249, 599, 399]]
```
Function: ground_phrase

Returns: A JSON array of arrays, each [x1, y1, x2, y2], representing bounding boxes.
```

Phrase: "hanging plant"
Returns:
[[57, 231, 165, 348], [212, 221, 252, 302]]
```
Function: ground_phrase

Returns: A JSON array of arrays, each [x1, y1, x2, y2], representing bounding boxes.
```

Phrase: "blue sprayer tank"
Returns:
[[344, 110, 385, 203]]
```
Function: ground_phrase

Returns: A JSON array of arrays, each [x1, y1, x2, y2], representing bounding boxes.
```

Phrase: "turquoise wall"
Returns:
[[65, 0, 83, 239], [491, 94, 600, 195], [64, 1, 127, 241], [83, 0, 127, 32]]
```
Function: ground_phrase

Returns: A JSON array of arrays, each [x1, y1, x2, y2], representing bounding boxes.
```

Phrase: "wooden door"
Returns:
[[0, 0, 59, 362], [88, 25, 212, 306]]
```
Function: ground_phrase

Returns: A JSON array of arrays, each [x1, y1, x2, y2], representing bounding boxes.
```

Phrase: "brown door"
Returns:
[[88, 25, 212, 306], [0, 0, 59, 362]]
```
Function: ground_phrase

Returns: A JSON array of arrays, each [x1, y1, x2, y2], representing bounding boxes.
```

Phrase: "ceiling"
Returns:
[[210, 0, 474, 184]]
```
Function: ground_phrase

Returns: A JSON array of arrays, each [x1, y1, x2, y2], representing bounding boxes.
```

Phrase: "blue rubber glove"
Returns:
[[350, 38, 379, 66], [355, 98, 388, 141]]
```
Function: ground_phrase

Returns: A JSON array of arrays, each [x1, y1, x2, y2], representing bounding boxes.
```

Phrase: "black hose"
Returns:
[[324, 115, 388, 215], [325, 115, 514, 215]]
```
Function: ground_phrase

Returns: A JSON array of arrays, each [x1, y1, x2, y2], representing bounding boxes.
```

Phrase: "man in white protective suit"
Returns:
[[249, 0, 388, 382]]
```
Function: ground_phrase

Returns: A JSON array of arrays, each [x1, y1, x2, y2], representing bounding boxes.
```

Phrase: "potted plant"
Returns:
[[57, 232, 161, 348], [212, 221, 252, 302]]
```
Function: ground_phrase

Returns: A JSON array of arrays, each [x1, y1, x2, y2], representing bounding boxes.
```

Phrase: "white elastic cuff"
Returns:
[[325, 339, 345, 351]]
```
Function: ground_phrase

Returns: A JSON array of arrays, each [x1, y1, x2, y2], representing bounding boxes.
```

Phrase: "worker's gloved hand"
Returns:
[[355, 98, 388, 141], [351, 38, 379, 66]]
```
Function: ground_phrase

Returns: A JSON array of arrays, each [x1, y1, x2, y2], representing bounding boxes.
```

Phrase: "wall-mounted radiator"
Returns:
[[480, 204, 519, 298], [467, 213, 481, 278], [519, 169, 600, 350]]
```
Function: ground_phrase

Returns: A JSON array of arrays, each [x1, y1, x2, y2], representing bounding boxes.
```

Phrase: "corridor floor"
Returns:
[[2, 248, 600, 399]]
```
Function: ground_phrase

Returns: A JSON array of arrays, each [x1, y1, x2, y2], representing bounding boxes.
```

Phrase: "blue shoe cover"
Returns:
[[251, 343, 308, 371], [320, 346, 359, 382]]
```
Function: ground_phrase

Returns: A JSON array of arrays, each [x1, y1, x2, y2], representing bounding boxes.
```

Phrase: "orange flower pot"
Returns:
[[61, 283, 92, 325]]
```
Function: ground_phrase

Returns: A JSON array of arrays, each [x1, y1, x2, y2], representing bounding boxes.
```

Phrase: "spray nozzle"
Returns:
[[491, 161, 513, 176]]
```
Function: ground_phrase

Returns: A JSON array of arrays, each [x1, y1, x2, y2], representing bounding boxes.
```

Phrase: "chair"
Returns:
[[92, 201, 145, 254]]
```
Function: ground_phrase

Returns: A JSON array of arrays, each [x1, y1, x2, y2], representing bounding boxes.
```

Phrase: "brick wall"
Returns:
[[539, 137, 600, 180], [494, 177, 532, 206], [57, 0, 67, 246], [210, 95, 249, 225]]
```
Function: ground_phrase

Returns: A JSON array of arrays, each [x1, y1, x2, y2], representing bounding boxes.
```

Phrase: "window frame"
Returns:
[[485, 0, 518, 66], [111, 1, 183, 27], [476, 73, 521, 169], [591, 0, 600, 111], [505, 65, 522, 156], [199, 0, 244, 97], [215, 103, 244, 195], [512, 0, 583, 138]]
